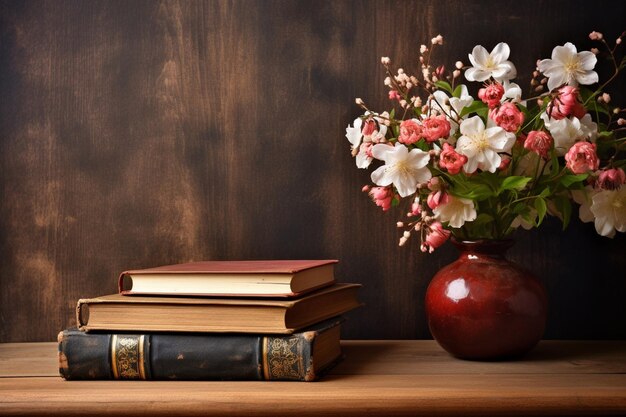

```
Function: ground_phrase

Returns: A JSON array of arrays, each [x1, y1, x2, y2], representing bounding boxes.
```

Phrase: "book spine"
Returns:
[[117, 272, 128, 294], [58, 329, 319, 381]]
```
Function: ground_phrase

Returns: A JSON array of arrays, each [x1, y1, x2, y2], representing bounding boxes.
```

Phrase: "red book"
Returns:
[[118, 260, 338, 298]]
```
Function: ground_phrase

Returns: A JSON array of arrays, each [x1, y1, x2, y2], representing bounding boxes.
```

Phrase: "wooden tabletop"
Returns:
[[1, 340, 626, 416]]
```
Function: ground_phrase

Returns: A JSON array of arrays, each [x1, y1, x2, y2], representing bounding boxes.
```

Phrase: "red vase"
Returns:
[[425, 239, 548, 360]]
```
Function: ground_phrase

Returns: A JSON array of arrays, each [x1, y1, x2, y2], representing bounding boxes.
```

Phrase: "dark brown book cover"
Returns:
[[118, 260, 338, 297], [59, 318, 343, 381]]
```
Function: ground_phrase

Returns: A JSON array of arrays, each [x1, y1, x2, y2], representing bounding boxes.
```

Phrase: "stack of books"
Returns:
[[58, 260, 361, 381]]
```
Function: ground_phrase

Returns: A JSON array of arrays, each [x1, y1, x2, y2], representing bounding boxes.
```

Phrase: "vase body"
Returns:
[[425, 240, 547, 360]]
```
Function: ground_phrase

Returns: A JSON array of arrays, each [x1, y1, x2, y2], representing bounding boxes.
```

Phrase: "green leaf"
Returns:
[[553, 195, 572, 230], [414, 139, 429, 151], [521, 210, 534, 225], [500, 176, 532, 193], [579, 87, 595, 103], [520, 106, 531, 124], [512, 202, 529, 215], [468, 213, 495, 232], [434, 81, 453, 94], [391, 196, 400, 207], [460, 100, 488, 118], [534, 197, 547, 226], [450, 184, 493, 201], [447, 174, 495, 201], [539, 186, 551, 198], [464, 213, 496, 239], [472, 213, 494, 225], [476, 172, 504, 193], [560, 174, 588, 188], [452, 84, 465, 98], [550, 153, 560, 177]]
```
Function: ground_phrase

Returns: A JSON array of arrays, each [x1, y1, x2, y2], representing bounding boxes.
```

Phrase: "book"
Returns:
[[118, 259, 338, 297], [77, 283, 361, 334], [58, 318, 343, 381]]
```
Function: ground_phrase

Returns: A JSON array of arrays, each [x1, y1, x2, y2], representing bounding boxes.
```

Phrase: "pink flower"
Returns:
[[597, 168, 625, 190], [439, 143, 467, 175], [565, 142, 599, 174], [361, 119, 377, 136], [557, 86, 579, 106], [547, 86, 586, 120], [360, 142, 374, 158], [408, 199, 421, 217], [589, 31, 603, 41], [524, 130, 553, 159], [498, 156, 511, 170], [491, 102, 524, 132], [421, 222, 451, 253], [368, 186, 394, 211], [427, 176, 442, 191], [478, 82, 505, 109], [421, 115, 451, 142], [388, 90, 401, 101], [398, 119, 423, 145], [427, 190, 449, 210]]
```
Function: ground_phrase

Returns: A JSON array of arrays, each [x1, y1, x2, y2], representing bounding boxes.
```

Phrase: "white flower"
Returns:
[[589, 188, 626, 238], [449, 87, 474, 115], [345, 117, 363, 149], [433, 195, 477, 228], [572, 186, 595, 223], [355, 145, 374, 169], [455, 116, 515, 173], [573, 186, 626, 238], [370, 144, 431, 198], [345, 113, 388, 168], [502, 80, 523, 103], [430, 91, 450, 116], [579, 113, 598, 141], [541, 113, 598, 155], [431, 86, 473, 117], [514, 151, 554, 179], [430, 86, 473, 136], [465, 42, 517, 82], [538, 42, 598, 91]]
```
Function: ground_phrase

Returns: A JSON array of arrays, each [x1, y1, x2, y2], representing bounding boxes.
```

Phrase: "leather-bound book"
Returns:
[[58, 318, 343, 381]]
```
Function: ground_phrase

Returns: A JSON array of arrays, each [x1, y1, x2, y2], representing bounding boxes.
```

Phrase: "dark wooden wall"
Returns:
[[1, 0, 625, 342]]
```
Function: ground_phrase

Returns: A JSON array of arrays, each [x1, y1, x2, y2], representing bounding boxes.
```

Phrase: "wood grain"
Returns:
[[0, 0, 625, 342], [1, 341, 626, 416], [3, 340, 626, 378]]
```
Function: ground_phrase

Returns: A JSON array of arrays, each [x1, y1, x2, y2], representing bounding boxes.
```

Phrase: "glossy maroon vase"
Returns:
[[425, 239, 548, 360]]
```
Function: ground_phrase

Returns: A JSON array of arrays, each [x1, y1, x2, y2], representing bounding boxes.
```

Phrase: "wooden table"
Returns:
[[1, 340, 626, 416]]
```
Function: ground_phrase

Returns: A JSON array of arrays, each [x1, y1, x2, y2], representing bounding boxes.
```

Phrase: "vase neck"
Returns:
[[451, 239, 513, 259]]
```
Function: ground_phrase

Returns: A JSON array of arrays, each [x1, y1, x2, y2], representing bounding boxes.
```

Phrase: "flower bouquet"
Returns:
[[346, 31, 626, 252]]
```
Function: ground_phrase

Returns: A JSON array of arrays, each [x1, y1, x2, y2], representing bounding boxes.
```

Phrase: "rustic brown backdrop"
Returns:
[[1, 0, 625, 342]]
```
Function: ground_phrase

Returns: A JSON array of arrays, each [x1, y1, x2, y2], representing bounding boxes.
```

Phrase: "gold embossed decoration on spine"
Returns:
[[265, 335, 303, 380], [262, 337, 270, 380], [110, 334, 145, 380]]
